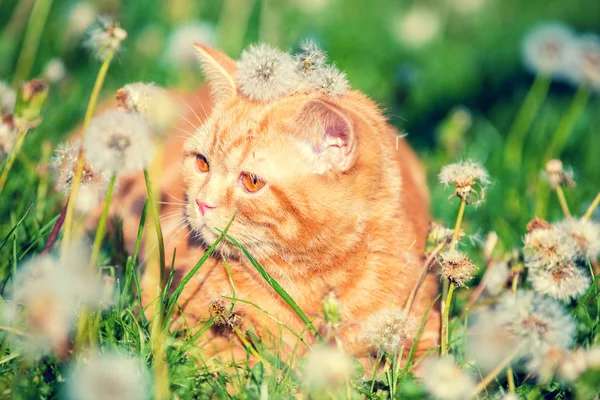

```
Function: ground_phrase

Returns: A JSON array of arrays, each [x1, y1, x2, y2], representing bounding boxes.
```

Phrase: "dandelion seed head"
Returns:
[[312, 64, 349, 97], [296, 39, 327, 73], [542, 159, 576, 189], [43, 58, 67, 83], [67, 2, 98, 40], [566, 33, 600, 89], [440, 248, 476, 287], [439, 160, 489, 202], [529, 347, 587, 383], [523, 226, 579, 269], [84, 109, 153, 175], [360, 308, 417, 355], [393, 7, 441, 48], [116, 82, 178, 137], [68, 352, 149, 400], [484, 260, 510, 296], [0, 80, 16, 115], [237, 43, 300, 102], [84, 16, 127, 61], [555, 217, 600, 260], [427, 221, 457, 245], [303, 345, 353, 389], [528, 263, 590, 301], [522, 23, 576, 77], [165, 20, 217, 67], [422, 356, 476, 400]]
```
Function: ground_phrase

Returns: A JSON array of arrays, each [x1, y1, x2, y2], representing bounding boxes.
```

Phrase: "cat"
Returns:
[[95, 42, 439, 365]]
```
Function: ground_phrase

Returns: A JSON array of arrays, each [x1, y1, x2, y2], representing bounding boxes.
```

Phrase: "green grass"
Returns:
[[1, 0, 600, 399]]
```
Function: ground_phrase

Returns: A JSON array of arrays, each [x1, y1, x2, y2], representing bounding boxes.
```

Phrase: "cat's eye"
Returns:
[[240, 172, 266, 193], [195, 154, 209, 172]]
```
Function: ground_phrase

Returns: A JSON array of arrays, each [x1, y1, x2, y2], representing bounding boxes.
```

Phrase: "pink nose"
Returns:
[[196, 199, 216, 216]]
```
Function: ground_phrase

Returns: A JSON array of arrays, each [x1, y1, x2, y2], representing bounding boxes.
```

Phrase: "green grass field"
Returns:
[[1, 0, 600, 398]]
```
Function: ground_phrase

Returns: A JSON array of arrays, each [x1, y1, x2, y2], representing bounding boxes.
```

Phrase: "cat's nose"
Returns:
[[196, 199, 216, 216]]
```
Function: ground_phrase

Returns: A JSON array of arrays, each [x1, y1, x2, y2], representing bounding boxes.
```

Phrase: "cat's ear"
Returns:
[[194, 43, 237, 104], [294, 99, 357, 173]]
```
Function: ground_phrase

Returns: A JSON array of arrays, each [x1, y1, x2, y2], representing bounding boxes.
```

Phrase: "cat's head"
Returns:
[[183, 43, 392, 267]]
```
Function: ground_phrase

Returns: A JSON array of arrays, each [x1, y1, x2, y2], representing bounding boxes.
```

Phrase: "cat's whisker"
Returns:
[[176, 93, 207, 124], [174, 126, 197, 139], [164, 191, 187, 204], [159, 201, 186, 206], [192, 92, 209, 121]]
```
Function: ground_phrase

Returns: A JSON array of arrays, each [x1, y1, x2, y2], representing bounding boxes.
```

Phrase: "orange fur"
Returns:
[[90, 45, 439, 365]]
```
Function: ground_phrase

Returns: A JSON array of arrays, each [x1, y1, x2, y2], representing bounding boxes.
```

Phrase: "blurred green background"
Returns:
[[1, 0, 599, 250]]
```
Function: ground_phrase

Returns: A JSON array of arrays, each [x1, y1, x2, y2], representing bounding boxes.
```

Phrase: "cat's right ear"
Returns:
[[194, 43, 237, 104]]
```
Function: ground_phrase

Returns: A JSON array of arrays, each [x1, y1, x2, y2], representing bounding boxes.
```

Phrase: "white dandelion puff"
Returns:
[[566, 33, 600, 89], [296, 39, 327, 73], [528, 262, 590, 301], [0, 80, 16, 115], [51, 140, 111, 213], [313, 64, 349, 97], [165, 20, 217, 67], [237, 43, 300, 102], [360, 307, 417, 355], [522, 22, 576, 78], [523, 226, 579, 269], [542, 159, 575, 189], [83, 109, 153, 175], [43, 58, 67, 83], [484, 260, 510, 296], [302, 345, 353, 389], [116, 82, 179, 137], [84, 16, 127, 61], [439, 160, 490, 203], [439, 248, 476, 287], [555, 217, 600, 260], [67, 352, 150, 400], [393, 7, 441, 48], [421, 356, 476, 400], [66, 2, 98, 41]]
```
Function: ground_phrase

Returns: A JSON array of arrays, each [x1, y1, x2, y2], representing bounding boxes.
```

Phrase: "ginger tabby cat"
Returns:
[[97, 42, 439, 364]]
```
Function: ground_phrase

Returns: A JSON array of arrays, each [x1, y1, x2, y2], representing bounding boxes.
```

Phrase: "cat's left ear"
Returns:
[[194, 43, 237, 104], [293, 99, 357, 173]]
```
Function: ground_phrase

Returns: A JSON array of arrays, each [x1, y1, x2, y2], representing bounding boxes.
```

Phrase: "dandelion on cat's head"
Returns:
[[43, 58, 66, 83], [484, 260, 510, 296], [84, 109, 153, 176], [542, 159, 575, 190], [296, 39, 327, 74], [566, 33, 600, 89], [165, 20, 216, 67], [84, 15, 127, 61], [528, 262, 590, 301], [314, 65, 349, 97], [360, 307, 417, 355], [237, 43, 299, 102], [116, 82, 178, 137], [51, 139, 111, 213], [438, 160, 489, 203], [0, 80, 16, 116], [555, 217, 600, 260], [67, 352, 150, 400], [302, 345, 353, 389], [522, 22, 575, 78], [439, 248, 476, 287], [421, 356, 476, 400], [3, 244, 106, 359]]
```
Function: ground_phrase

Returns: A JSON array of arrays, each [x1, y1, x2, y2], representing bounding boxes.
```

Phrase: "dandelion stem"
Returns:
[[12, 0, 54, 85], [473, 346, 523, 396], [144, 169, 166, 289], [582, 192, 600, 220], [233, 325, 269, 366], [0, 129, 28, 194], [503, 74, 551, 170], [42, 197, 69, 254], [90, 174, 117, 268], [440, 282, 455, 355], [61, 53, 114, 253], [507, 365, 516, 393], [451, 198, 467, 247], [405, 241, 446, 313], [555, 185, 571, 218]]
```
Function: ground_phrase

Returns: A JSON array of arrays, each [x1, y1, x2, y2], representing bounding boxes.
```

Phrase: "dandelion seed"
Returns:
[[303, 345, 353, 389], [393, 7, 441, 48], [237, 43, 300, 102], [439, 248, 476, 287], [555, 217, 600, 260], [0, 80, 16, 115], [313, 64, 349, 97], [68, 352, 150, 400], [360, 307, 417, 355], [543, 159, 575, 189], [566, 33, 600, 89], [0, 116, 16, 158], [528, 263, 590, 301], [83, 109, 153, 175], [438, 160, 489, 203], [421, 356, 476, 400], [84, 16, 127, 61], [116, 82, 178, 137], [165, 20, 217, 67], [523, 225, 579, 269], [43, 58, 67, 83], [522, 23, 576, 78], [484, 260, 510, 296]]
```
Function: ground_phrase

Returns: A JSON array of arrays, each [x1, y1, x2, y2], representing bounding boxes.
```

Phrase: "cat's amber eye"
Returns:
[[195, 154, 209, 172], [240, 172, 266, 193]]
